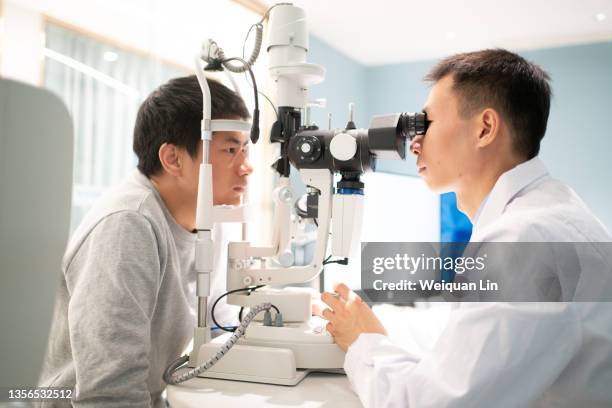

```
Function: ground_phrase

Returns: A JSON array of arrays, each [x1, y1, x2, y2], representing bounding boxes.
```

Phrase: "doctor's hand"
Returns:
[[319, 283, 387, 352]]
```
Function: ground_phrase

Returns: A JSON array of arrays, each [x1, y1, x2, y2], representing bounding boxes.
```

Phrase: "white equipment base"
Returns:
[[192, 317, 345, 386]]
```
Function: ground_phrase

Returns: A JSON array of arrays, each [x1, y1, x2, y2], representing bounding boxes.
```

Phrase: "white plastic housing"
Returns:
[[196, 341, 304, 385], [231, 287, 311, 323], [267, 4, 325, 109], [195, 230, 215, 274], [195, 163, 214, 231], [332, 193, 364, 258], [267, 5, 309, 62]]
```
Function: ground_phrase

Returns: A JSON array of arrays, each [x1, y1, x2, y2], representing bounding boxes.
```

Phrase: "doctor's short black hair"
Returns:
[[425, 49, 552, 160], [133, 75, 250, 177]]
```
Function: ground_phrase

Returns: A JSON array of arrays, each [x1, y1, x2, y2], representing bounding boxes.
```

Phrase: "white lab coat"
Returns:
[[344, 157, 612, 407]]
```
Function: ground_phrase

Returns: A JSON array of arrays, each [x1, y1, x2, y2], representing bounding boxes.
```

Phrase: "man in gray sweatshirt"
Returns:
[[38, 75, 253, 407]]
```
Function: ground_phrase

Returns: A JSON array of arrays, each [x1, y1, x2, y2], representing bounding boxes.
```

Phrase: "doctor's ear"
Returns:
[[475, 108, 501, 148], [158, 143, 183, 176]]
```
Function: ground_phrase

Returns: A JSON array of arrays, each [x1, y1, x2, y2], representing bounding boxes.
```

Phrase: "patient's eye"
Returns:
[[222, 144, 247, 156]]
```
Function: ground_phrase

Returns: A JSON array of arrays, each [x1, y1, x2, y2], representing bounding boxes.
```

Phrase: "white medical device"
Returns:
[[164, 3, 428, 386]]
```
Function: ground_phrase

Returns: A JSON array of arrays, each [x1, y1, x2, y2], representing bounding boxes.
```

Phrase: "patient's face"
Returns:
[[410, 75, 475, 193], [210, 131, 253, 205], [183, 130, 253, 206]]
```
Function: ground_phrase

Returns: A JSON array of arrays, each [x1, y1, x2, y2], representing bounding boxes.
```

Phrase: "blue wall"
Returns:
[[308, 36, 612, 232], [524, 43, 612, 232], [308, 36, 369, 130]]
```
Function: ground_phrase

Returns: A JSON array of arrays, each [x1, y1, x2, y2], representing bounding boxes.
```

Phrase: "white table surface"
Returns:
[[167, 372, 363, 408]]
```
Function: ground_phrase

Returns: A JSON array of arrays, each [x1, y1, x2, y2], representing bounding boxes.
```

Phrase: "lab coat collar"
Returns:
[[472, 157, 549, 234]]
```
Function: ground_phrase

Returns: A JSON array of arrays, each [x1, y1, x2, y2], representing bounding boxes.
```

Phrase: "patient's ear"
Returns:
[[158, 143, 183, 177], [475, 108, 500, 148]]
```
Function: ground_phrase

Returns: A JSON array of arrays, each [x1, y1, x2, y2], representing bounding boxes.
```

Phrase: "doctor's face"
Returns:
[[410, 75, 477, 193]]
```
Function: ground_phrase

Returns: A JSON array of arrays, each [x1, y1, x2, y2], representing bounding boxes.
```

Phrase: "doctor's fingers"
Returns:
[[321, 291, 345, 310], [321, 308, 336, 321], [333, 283, 362, 304]]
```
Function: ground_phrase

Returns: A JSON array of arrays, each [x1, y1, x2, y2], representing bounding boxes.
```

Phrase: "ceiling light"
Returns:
[[594, 12, 607, 22], [103, 51, 119, 62], [45, 48, 139, 99]]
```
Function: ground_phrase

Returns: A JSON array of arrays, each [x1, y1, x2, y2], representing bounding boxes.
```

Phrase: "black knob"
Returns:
[[294, 135, 322, 163]]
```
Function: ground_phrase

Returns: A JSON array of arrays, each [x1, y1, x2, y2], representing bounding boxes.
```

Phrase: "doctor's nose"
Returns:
[[410, 135, 423, 156]]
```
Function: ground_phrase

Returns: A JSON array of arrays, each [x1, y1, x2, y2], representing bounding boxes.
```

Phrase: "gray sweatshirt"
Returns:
[[38, 170, 237, 407]]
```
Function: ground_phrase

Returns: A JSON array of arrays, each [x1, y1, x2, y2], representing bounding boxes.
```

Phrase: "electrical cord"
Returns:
[[324, 258, 348, 265], [211, 285, 268, 332], [242, 23, 279, 121], [219, 57, 260, 144], [212, 325, 238, 332], [239, 286, 259, 323], [219, 1, 285, 73], [217, 24, 262, 73], [323, 255, 348, 266]]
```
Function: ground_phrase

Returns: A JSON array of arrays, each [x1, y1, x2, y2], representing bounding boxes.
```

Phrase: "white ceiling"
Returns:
[[9, 0, 262, 69], [8, 0, 612, 67], [264, 0, 612, 65]]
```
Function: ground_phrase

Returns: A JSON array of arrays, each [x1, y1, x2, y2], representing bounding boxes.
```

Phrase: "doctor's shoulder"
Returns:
[[474, 211, 550, 243], [475, 181, 610, 243]]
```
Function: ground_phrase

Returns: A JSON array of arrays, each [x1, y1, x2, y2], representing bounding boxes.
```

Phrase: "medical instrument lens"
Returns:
[[398, 112, 428, 140]]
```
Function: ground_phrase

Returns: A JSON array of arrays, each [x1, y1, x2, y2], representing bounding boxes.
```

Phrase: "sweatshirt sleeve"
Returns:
[[64, 211, 162, 407]]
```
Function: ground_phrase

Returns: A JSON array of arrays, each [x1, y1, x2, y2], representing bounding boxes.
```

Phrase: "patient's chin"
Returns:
[[225, 194, 241, 206], [213, 191, 241, 206]]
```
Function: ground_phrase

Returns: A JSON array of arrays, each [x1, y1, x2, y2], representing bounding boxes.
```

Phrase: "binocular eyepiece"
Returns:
[[398, 111, 429, 141]]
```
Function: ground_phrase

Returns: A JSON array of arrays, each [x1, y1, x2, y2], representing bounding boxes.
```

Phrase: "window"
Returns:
[[43, 22, 189, 231]]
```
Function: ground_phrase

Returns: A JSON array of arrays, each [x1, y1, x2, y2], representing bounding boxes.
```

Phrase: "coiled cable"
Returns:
[[218, 23, 263, 73]]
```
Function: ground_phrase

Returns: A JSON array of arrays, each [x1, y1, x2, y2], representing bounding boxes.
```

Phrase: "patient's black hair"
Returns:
[[133, 75, 250, 177]]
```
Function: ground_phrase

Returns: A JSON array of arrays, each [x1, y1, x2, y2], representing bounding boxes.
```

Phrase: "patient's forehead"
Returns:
[[213, 131, 250, 145]]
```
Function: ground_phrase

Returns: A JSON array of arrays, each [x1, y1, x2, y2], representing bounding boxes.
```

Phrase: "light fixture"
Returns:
[[44, 48, 139, 99], [594, 12, 607, 22], [103, 51, 119, 62]]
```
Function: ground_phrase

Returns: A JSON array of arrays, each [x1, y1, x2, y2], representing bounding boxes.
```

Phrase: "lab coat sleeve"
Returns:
[[65, 211, 161, 407], [343, 303, 582, 408]]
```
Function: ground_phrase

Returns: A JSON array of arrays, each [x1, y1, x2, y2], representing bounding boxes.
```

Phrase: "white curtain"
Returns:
[[43, 22, 189, 232]]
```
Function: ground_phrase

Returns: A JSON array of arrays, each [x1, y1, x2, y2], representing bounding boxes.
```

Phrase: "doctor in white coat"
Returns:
[[320, 49, 612, 408]]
